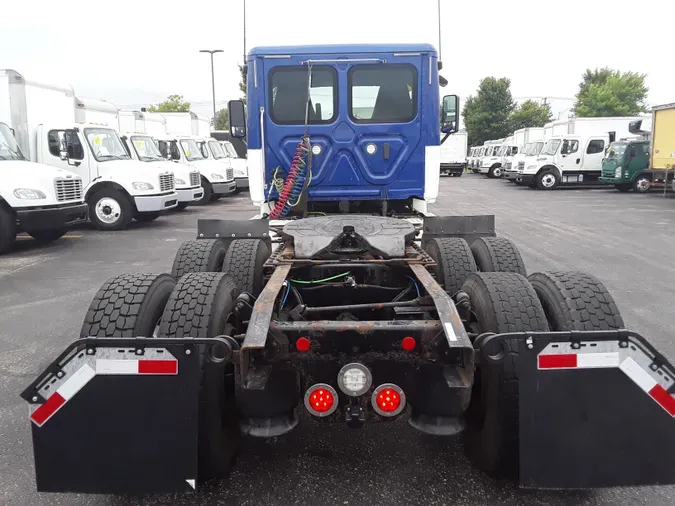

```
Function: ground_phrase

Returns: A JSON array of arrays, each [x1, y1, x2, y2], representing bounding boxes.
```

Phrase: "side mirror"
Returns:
[[441, 95, 459, 134], [228, 100, 246, 138], [60, 129, 81, 166]]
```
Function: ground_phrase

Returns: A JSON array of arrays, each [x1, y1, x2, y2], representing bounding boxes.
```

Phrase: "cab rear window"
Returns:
[[349, 64, 417, 123], [269, 66, 337, 125]]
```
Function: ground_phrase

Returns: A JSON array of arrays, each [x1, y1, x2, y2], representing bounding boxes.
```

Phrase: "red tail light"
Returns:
[[371, 383, 406, 417], [401, 336, 416, 351], [304, 383, 338, 417]]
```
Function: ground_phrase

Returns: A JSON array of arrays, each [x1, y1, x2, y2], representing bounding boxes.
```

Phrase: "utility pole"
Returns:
[[243, 0, 247, 62], [199, 49, 224, 126]]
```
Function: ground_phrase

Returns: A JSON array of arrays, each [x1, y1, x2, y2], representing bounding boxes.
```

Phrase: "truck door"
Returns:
[[262, 53, 424, 202], [557, 138, 580, 173], [41, 128, 91, 182], [582, 137, 607, 171]]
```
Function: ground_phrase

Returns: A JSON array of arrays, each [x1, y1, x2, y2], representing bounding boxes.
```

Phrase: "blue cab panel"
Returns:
[[246, 44, 440, 203]]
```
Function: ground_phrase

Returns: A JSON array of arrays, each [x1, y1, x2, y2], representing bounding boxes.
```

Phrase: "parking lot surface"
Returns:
[[2, 178, 675, 506]]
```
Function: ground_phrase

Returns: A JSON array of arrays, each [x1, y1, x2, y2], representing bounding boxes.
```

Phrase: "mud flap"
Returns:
[[20, 338, 213, 494], [504, 331, 675, 489]]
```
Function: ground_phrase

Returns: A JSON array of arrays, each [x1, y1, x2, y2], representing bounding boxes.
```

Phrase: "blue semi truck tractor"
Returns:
[[23, 44, 675, 495]]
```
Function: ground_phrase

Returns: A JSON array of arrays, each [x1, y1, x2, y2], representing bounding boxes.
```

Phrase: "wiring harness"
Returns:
[[268, 136, 311, 220]]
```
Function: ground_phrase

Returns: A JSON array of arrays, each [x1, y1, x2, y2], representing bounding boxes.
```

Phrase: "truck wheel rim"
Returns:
[[95, 197, 121, 224], [494, 168, 502, 177], [542, 174, 556, 187], [636, 178, 650, 191]]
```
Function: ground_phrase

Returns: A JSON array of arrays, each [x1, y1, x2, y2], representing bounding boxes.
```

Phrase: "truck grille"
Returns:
[[189, 171, 200, 187], [227, 168, 234, 181], [518, 161, 525, 170], [54, 178, 83, 202], [505, 162, 512, 170], [159, 173, 175, 192]]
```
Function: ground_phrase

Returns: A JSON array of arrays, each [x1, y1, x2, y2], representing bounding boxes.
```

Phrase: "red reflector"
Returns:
[[401, 336, 416, 351], [376, 388, 401, 412], [30, 392, 66, 426], [649, 384, 675, 417], [309, 387, 334, 413], [538, 354, 577, 369], [296, 337, 311, 352], [138, 360, 178, 375]]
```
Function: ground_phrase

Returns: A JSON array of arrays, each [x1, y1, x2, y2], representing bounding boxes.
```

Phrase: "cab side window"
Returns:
[[586, 139, 605, 154], [47, 130, 84, 160]]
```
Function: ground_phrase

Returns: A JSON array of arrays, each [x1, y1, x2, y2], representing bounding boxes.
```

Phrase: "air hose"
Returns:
[[269, 135, 311, 219]]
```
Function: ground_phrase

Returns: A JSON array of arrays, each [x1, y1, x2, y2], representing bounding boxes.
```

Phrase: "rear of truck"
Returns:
[[21, 45, 675, 497]]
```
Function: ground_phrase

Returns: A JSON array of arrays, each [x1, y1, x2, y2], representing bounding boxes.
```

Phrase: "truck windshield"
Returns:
[[84, 128, 131, 162], [531, 142, 544, 155], [522, 143, 532, 155], [130, 135, 163, 161], [542, 139, 561, 156], [223, 142, 239, 158], [0, 122, 26, 161], [180, 139, 204, 161], [208, 140, 227, 159], [605, 142, 627, 159]]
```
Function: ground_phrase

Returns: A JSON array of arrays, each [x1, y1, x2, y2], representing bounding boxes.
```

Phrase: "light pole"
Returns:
[[199, 49, 224, 126]]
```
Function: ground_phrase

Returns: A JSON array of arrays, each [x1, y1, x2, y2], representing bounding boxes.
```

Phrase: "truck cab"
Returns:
[[0, 121, 87, 253], [120, 132, 203, 209], [500, 141, 519, 175], [599, 139, 651, 193], [221, 140, 249, 190], [155, 134, 235, 204], [229, 44, 452, 220], [505, 142, 530, 182], [478, 140, 504, 178]]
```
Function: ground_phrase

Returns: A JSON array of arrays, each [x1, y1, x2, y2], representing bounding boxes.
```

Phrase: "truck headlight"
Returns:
[[234, 168, 247, 177], [614, 167, 621, 178], [526, 165, 537, 172], [13, 188, 47, 199], [175, 178, 186, 185], [211, 173, 224, 180], [132, 182, 154, 191]]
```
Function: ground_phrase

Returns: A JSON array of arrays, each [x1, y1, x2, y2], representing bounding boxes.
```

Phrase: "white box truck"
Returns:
[[439, 130, 467, 176], [516, 117, 643, 189], [478, 138, 505, 178], [117, 110, 203, 210], [0, 70, 178, 230], [504, 127, 545, 181], [0, 119, 87, 254], [157, 112, 235, 203]]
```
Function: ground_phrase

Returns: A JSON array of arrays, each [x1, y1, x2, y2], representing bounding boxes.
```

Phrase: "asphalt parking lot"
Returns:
[[2, 177, 675, 506]]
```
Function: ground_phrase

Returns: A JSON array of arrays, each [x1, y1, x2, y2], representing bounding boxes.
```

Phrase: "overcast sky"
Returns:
[[2, 0, 673, 121]]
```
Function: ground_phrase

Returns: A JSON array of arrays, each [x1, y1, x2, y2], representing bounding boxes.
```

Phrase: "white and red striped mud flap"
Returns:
[[30, 348, 178, 427], [538, 341, 675, 417]]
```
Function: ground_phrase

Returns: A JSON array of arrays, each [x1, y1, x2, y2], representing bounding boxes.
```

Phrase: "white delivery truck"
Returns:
[[117, 110, 203, 211], [439, 130, 467, 176], [0, 70, 178, 230], [221, 140, 249, 190], [155, 133, 235, 204], [0, 120, 87, 253], [516, 116, 644, 189], [478, 138, 505, 178], [504, 127, 545, 181]]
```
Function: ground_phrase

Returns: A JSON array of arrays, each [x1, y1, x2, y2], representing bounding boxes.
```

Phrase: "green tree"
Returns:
[[214, 108, 229, 130], [508, 99, 553, 131], [239, 64, 247, 103], [147, 94, 191, 113], [462, 77, 516, 146], [573, 68, 648, 117]]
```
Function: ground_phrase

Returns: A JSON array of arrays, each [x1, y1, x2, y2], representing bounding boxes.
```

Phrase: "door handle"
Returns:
[[576, 158, 580, 164], [383, 143, 390, 160]]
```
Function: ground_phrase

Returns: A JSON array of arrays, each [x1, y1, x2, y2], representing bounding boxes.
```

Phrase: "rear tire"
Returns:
[[28, 229, 67, 244], [471, 236, 527, 276], [0, 205, 16, 254], [424, 237, 477, 296], [171, 239, 228, 279], [462, 272, 549, 478], [88, 188, 133, 230], [80, 273, 176, 338], [158, 272, 241, 482], [528, 271, 624, 331], [222, 239, 270, 297]]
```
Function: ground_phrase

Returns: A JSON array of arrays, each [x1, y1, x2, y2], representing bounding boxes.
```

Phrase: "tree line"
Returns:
[[463, 68, 649, 146]]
